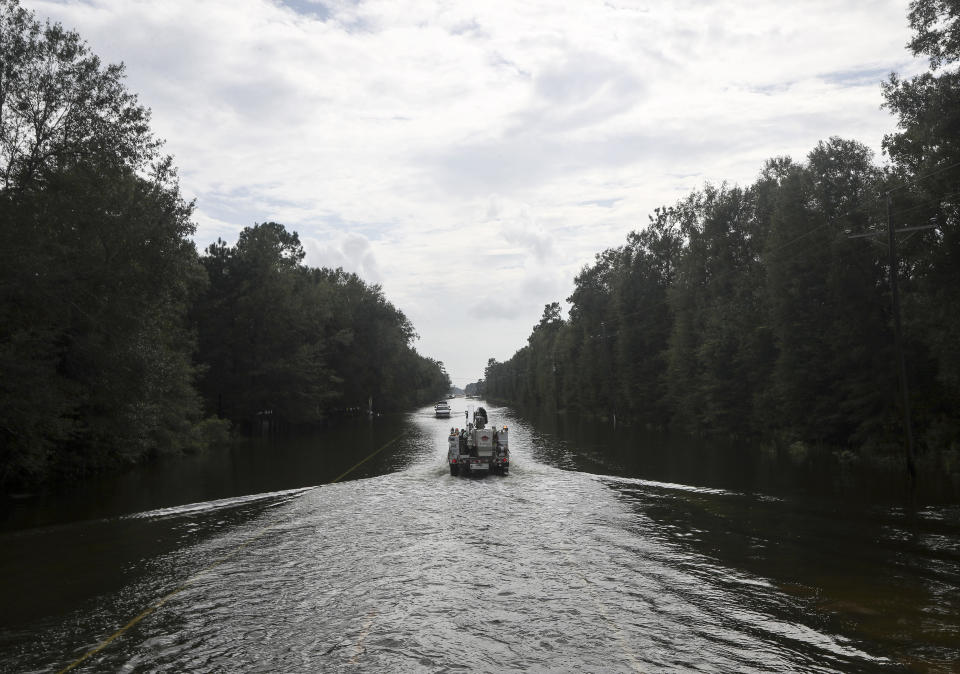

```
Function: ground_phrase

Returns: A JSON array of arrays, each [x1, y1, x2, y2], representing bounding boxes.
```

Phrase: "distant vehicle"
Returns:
[[435, 401, 451, 418], [447, 406, 509, 476]]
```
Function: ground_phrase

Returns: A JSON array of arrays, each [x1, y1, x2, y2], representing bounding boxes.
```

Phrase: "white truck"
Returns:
[[447, 406, 509, 476]]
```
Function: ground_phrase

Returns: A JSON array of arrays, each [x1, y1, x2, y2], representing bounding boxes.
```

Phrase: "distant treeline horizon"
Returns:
[[476, 1, 960, 470], [0, 0, 449, 491]]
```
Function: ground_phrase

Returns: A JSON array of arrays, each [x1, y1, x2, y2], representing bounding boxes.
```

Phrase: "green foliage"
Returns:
[[883, 0, 960, 455], [0, 0, 447, 490], [763, 140, 894, 447], [906, 0, 960, 71], [187, 417, 232, 453], [0, 0, 157, 191], [194, 224, 449, 431], [0, 154, 209, 484], [0, 0, 205, 488], [486, 133, 959, 457], [485, 2, 960, 461]]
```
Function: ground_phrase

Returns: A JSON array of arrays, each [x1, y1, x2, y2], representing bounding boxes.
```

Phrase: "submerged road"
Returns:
[[2, 402, 958, 672]]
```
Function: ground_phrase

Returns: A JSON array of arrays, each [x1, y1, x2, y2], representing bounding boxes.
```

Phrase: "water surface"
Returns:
[[1, 402, 957, 672]]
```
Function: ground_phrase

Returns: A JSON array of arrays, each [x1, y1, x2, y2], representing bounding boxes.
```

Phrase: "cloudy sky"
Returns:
[[28, 0, 924, 386]]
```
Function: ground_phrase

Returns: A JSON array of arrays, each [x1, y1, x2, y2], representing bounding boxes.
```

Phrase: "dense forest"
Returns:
[[0, 0, 448, 490], [481, 0, 960, 470]]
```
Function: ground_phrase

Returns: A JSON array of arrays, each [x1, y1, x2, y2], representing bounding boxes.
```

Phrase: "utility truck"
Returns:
[[447, 406, 509, 476]]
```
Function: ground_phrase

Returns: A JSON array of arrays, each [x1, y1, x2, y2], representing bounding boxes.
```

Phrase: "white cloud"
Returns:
[[303, 232, 383, 283], [25, 0, 927, 383]]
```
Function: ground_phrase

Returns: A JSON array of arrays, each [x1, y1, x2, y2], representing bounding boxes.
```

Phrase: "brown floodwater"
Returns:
[[1, 401, 958, 672]]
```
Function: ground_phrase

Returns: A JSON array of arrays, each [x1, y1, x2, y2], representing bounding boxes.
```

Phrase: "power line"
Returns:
[[703, 162, 959, 258], [888, 189, 960, 221], [886, 158, 960, 194]]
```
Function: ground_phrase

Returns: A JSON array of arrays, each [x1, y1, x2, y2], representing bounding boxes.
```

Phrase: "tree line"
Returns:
[[481, 0, 960, 467], [0, 0, 448, 491]]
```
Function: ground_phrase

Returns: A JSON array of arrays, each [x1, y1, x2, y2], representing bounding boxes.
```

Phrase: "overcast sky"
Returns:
[[28, 0, 924, 386]]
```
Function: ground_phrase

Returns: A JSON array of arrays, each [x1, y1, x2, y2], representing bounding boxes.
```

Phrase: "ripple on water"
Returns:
[[32, 464, 882, 672], [5, 406, 927, 672]]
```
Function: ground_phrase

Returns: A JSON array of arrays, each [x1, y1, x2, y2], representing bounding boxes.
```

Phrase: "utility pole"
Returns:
[[885, 191, 917, 481], [849, 191, 935, 483], [599, 321, 618, 428], [552, 351, 560, 414]]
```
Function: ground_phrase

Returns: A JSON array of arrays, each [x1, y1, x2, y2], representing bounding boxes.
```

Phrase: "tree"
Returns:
[[0, 0, 206, 488], [882, 0, 960, 453], [478, 0, 960, 463], [763, 141, 894, 447], [0, 0, 157, 191], [664, 184, 768, 436], [606, 212, 679, 424], [195, 223, 336, 429], [194, 225, 449, 428], [905, 0, 960, 70]]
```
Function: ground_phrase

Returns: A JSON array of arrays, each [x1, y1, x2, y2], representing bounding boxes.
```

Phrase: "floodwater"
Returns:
[[1, 401, 958, 672]]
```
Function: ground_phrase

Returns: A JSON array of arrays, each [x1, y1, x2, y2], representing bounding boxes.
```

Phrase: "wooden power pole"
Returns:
[[850, 191, 936, 483]]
